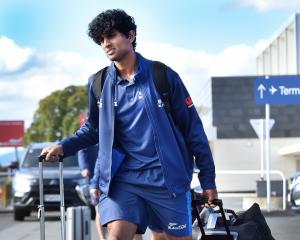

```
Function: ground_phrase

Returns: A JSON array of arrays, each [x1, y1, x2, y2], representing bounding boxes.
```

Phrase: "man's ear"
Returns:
[[128, 30, 136, 43]]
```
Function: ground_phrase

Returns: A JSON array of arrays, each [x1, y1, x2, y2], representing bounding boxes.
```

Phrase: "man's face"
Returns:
[[100, 30, 134, 62]]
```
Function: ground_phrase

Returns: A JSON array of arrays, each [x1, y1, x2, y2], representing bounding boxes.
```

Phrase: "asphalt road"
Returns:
[[0, 210, 300, 239], [0, 211, 152, 240]]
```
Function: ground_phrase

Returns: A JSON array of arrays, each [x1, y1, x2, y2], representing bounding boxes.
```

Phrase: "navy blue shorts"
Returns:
[[98, 182, 192, 237]]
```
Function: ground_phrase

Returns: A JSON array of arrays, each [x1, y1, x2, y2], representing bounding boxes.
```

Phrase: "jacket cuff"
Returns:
[[89, 183, 99, 190], [89, 177, 99, 190], [59, 139, 76, 157], [201, 181, 216, 190]]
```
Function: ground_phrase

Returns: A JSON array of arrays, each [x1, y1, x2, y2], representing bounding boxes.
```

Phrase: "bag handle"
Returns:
[[192, 198, 233, 239], [215, 209, 238, 219]]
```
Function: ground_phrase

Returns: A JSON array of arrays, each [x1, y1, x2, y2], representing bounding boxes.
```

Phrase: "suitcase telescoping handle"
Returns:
[[38, 155, 45, 240], [192, 198, 234, 240], [38, 154, 65, 240]]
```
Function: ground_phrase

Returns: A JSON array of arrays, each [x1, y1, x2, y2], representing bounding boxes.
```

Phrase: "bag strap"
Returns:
[[92, 66, 108, 108], [152, 61, 172, 114], [92, 62, 173, 116]]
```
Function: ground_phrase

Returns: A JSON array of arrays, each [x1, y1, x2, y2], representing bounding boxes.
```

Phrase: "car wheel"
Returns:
[[25, 210, 31, 216], [14, 209, 25, 221]]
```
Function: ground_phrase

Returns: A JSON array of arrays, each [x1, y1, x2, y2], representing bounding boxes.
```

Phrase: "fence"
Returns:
[[216, 170, 287, 210]]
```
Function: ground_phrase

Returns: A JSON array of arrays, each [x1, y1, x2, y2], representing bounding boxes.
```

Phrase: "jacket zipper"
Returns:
[[139, 79, 176, 198], [107, 76, 116, 194]]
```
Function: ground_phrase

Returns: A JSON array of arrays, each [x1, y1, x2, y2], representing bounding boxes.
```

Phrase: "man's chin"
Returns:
[[110, 57, 122, 62], [107, 55, 118, 61], [106, 52, 125, 62]]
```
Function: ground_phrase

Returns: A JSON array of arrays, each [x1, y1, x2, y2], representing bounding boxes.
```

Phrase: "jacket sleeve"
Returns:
[[89, 155, 100, 189], [166, 68, 216, 190], [78, 148, 89, 171], [59, 75, 99, 157]]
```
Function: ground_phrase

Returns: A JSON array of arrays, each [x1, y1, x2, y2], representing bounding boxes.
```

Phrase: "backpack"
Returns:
[[91, 61, 172, 115]]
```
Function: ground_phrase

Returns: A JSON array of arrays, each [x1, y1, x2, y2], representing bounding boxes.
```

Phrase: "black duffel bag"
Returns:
[[192, 198, 275, 240], [232, 203, 275, 240]]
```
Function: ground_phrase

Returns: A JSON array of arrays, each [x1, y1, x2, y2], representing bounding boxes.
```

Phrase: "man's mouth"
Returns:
[[106, 49, 114, 55]]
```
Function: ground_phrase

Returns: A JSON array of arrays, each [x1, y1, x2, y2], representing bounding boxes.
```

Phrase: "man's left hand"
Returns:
[[202, 189, 218, 208], [81, 169, 90, 177]]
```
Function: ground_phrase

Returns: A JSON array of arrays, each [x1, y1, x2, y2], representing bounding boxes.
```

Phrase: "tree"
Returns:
[[25, 85, 88, 144]]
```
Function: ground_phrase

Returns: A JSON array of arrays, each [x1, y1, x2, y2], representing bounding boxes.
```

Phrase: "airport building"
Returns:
[[204, 14, 300, 196], [256, 14, 300, 76]]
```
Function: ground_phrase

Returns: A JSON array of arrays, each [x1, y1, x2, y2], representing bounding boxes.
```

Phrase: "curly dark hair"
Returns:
[[88, 9, 137, 49]]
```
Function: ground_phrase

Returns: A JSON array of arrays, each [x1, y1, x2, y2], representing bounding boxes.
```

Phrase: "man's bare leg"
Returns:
[[152, 231, 192, 240], [107, 220, 137, 240], [151, 231, 167, 240], [95, 205, 106, 239], [165, 235, 192, 240], [132, 234, 143, 240]]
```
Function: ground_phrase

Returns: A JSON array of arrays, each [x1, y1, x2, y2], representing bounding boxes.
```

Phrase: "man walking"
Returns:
[[78, 145, 106, 240], [42, 9, 217, 240]]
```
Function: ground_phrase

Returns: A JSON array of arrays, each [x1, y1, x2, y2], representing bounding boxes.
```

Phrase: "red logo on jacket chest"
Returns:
[[185, 96, 193, 107]]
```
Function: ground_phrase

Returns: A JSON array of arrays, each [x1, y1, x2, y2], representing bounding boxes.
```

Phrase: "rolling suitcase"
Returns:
[[192, 198, 238, 240], [66, 206, 91, 240], [38, 154, 66, 240]]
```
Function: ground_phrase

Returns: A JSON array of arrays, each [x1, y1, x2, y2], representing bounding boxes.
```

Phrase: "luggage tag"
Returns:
[[225, 209, 230, 221], [206, 211, 218, 229]]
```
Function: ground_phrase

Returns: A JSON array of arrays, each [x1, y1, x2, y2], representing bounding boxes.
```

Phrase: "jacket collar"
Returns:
[[105, 52, 147, 83]]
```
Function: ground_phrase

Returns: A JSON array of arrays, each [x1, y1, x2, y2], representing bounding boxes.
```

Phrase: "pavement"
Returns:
[[1, 197, 300, 239]]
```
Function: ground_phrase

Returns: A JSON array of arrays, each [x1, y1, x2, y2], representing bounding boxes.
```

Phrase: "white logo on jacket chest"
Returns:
[[99, 98, 103, 108], [138, 91, 143, 99], [157, 99, 164, 108]]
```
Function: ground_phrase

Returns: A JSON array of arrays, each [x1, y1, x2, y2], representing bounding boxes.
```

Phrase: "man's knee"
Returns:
[[151, 231, 167, 240], [152, 231, 192, 240], [165, 235, 192, 240], [132, 234, 143, 240], [107, 220, 137, 240]]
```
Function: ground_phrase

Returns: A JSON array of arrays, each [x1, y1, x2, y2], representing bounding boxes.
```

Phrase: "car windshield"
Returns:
[[22, 148, 79, 168]]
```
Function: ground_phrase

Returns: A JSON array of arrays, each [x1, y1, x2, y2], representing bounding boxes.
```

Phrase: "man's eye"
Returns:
[[108, 33, 116, 38]]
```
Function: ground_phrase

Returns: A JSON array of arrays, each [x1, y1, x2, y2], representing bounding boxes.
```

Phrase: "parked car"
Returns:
[[289, 171, 300, 212], [12, 142, 95, 221]]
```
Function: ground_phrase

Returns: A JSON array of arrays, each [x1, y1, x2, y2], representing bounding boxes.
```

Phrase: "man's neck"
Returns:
[[114, 51, 137, 81]]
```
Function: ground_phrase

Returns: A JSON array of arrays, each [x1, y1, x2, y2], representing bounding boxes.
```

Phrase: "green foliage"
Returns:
[[25, 85, 88, 144]]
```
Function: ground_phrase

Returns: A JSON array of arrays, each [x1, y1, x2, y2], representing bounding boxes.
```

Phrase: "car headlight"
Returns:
[[13, 174, 35, 196]]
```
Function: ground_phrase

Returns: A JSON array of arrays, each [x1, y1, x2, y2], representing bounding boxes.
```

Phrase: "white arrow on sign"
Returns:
[[269, 85, 277, 95], [257, 84, 266, 99]]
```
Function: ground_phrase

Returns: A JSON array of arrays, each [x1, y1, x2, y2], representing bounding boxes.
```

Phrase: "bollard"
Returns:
[[2, 182, 7, 208], [0, 185, 3, 208], [1, 178, 13, 208]]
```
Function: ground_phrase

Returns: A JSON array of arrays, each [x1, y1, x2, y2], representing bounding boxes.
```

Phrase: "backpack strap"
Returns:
[[92, 63, 172, 114], [92, 66, 108, 108], [152, 61, 172, 114]]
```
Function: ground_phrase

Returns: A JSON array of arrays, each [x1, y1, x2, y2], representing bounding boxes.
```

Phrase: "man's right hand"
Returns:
[[202, 188, 218, 208], [41, 144, 64, 162]]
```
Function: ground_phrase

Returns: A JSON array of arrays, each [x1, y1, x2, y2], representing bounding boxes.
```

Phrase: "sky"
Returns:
[[0, 0, 300, 154]]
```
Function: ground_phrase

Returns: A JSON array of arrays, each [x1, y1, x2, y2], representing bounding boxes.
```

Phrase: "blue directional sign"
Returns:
[[254, 75, 300, 104]]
